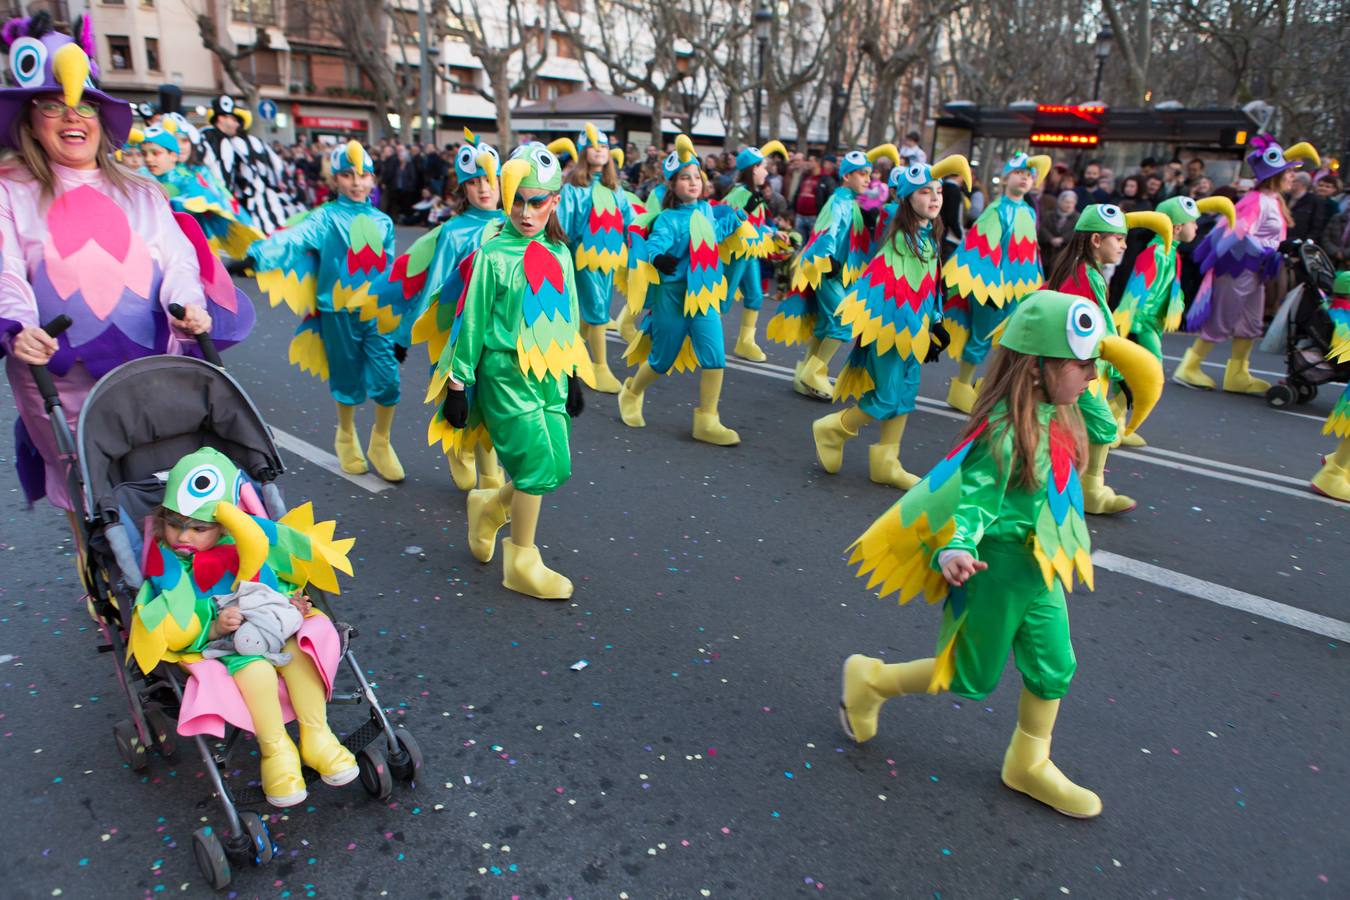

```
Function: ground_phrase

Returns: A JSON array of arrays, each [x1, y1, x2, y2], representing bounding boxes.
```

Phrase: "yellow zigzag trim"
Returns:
[[1005, 277, 1041, 305], [622, 331, 699, 373], [718, 219, 759, 263], [516, 336, 596, 386], [943, 264, 1006, 308], [575, 244, 628, 274], [333, 282, 401, 334], [832, 364, 874, 404], [412, 301, 450, 366], [791, 255, 832, 292], [766, 309, 816, 347], [945, 320, 970, 360], [257, 268, 317, 316], [684, 280, 727, 316], [846, 507, 956, 605], [1032, 538, 1094, 594], [278, 502, 356, 595], [625, 260, 660, 315], [1324, 411, 1350, 438], [288, 328, 329, 380], [839, 297, 932, 359]]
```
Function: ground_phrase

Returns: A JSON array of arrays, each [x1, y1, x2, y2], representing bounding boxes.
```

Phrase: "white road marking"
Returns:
[[1127, 445, 1310, 487], [1092, 550, 1350, 642], [271, 428, 392, 494]]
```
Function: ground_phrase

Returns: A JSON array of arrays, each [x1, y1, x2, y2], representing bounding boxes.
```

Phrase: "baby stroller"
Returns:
[[1262, 239, 1349, 408], [29, 311, 423, 891]]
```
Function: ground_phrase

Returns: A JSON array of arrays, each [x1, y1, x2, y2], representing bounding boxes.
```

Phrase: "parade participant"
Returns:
[[1046, 204, 1171, 512], [249, 141, 405, 482], [128, 448, 358, 808], [1310, 271, 1350, 500], [1, 13, 252, 515], [140, 119, 263, 260], [812, 155, 971, 488], [839, 290, 1163, 818], [942, 151, 1051, 412], [617, 134, 751, 446], [199, 94, 303, 235], [769, 143, 903, 399], [722, 139, 788, 362], [1179, 135, 1319, 394], [548, 124, 635, 393], [391, 128, 506, 491], [119, 131, 147, 174], [438, 142, 590, 600]]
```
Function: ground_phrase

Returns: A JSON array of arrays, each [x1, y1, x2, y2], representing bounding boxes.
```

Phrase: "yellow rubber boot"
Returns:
[[367, 404, 405, 482], [839, 655, 936, 743], [502, 491, 572, 599], [1310, 439, 1350, 501], [799, 338, 840, 401], [812, 406, 865, 473], [467, 484, 512, 563], [616, 305, 639, 345], [692, 369, 740, 446], [1001, 688, 1102, 818], [279, 639, 358, 787], [234, 661, 306, 808], [585, 323, 623, 394], [619, 363, 660, 428], [947, 362, 978, 413], [868, 415, 920, 489], [1172, 338, 1217, 390], [1081, 442, 1135, 515], [476, 444, 505, 490], [1108, 391, 1146, 447], [792, 338, 821, 397], [334, 403, 367, 474], [733, 308, 767, 362], [447, 445, 477, 491], [1222, 338, 1270, 395]]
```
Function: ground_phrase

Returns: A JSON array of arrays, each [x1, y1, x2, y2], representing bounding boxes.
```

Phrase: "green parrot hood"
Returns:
[[162, 447, 245, 521], [999, 290, 1108, 361], [1336, 270, 1350, 295]]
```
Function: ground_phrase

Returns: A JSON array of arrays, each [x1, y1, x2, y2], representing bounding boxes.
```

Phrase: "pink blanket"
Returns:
[[176, 613, 341, 738]]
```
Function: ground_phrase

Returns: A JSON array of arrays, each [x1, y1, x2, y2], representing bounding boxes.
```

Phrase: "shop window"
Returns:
[[145, 37, 160, 72], [107, 34, 132, 71]]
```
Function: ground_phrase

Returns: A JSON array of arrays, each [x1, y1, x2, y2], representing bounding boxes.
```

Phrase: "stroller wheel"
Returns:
[[389, 727, 424, 783], [358, 744, 393, 800], [1296, 382, 1318, 404], [237, 811, 275, 866], [1265, 383, 1296, 408], [192, 826, 232, 890], [113, 719, 148, 771], [144, 702, 177, 760]]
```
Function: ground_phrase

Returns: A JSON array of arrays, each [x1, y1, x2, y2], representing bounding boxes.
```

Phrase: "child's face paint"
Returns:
[[337, 170, 374, 203], [163, 512, 223, 555], [1045, 357, 1098, 404], [907, 183, 943, 220], [511, 187, 557, 237], [143, 144, 175, 176], [843, 168, 870, 193]]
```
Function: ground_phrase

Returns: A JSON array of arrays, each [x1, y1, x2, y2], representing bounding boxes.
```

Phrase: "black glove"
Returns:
[[925, 321, 951, 363], [652, 253, 679, 275], [745, 193, 764, 214], [566, 374, 585, 418], [393, 343, 408, 364], [861, 206, 880, 232], [442, 388, 468, 429]]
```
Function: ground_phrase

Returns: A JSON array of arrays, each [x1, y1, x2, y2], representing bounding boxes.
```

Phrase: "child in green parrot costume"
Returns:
[[1311, 271, 1350, 500], [838, 290, 1163, 819], [128, 448, 358, 808], [248, 140, 406, 482], [436, 142, 591, 601], [1046, 203, 1173, 512], [941, 151, 1051, 413]]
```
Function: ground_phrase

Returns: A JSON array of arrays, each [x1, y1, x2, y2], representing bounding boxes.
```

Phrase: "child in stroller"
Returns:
[[129, 446, 359, 809]]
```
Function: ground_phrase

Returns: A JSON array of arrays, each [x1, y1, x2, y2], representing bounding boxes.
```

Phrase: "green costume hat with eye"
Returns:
[[1074, 204, 1172, 244], [162, 447, 270, 583], [999, 290, 1164, 435], [1154, 195, 1237, 228], [499, 141, 564, 213]]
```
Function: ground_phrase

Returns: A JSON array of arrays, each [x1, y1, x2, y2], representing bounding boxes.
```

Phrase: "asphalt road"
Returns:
[[1, 228, 1346, 899]]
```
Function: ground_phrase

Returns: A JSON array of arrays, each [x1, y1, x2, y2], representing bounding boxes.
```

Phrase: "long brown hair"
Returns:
[[1256, 171, 1294, 226], [957, 348, 1087, 488], [1046, 231, 1098, 292], [567, 155, 619, 190], [2, 113, 155, 203], [879, 194, 944, 259]]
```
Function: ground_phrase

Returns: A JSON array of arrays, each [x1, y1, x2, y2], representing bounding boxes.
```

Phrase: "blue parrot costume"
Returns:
[[249, 140, 406, 481], [617, 134, 754, 447], [721, 139, 788, 362], [767, 144, 903, 400]]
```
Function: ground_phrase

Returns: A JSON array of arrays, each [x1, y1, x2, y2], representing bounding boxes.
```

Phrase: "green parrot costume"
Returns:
[[838, 290, 1163, 820]]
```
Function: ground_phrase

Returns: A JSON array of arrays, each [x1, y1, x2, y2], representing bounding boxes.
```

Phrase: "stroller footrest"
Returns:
[[224, 717, 386, 809]]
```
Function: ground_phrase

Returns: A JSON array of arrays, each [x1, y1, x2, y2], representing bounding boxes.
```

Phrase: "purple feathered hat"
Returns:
[[0, 11, 132, 150], [1245, 133, 1321, 183]]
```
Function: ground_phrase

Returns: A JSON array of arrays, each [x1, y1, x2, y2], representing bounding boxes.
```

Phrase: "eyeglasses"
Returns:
[[33, 98, 100, 120]]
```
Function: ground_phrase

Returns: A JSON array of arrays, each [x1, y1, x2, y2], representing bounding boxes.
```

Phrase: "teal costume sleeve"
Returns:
[[709, 201, 747, 241], [250, 204, 329, 271], [645, 208, 682, 261], [449, 247, 497, 387], [556, 183, 585, 243]]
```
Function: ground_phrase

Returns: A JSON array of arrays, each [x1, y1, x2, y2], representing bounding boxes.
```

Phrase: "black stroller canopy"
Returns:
[[77, 356, 284, 517]]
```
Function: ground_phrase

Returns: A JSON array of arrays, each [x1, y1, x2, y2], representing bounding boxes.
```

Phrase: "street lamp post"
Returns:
[[752, 0, 773, 147], [1091, 26, 1114, 103]]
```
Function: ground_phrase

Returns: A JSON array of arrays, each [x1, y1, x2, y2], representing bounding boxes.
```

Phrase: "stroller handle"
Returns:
[[28, 314, 73, 415], [168, 303, 224, 367]]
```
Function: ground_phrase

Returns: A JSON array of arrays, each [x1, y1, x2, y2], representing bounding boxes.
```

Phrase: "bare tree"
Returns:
[[190, 0, 267, 109], [434, 0, 553, 145], [851, 0, 959, 145], [1099, 0, 1152, 104], [765, 0, 837, 148], [309, 0, 419, 141]]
